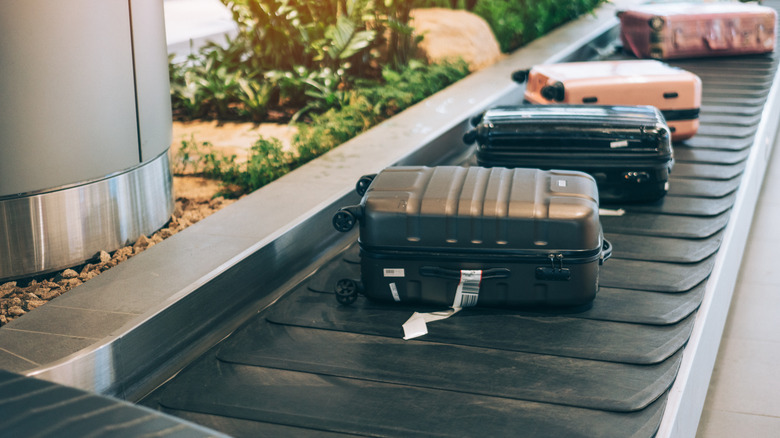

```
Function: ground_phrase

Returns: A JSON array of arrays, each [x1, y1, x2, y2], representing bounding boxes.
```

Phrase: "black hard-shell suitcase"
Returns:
[[332, 166, 612, 308], [464, 105, 674, 203]]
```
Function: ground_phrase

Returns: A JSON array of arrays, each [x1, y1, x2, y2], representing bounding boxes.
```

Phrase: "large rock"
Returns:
[[411, 8, 503, 71]]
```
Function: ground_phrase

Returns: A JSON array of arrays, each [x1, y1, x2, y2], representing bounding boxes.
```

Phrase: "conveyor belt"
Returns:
[[138, 21, 780, 438], [0, 370, 227, 437]]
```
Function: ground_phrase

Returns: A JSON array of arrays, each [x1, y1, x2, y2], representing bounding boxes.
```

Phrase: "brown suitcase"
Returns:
[[331, 166, 611, 308], [619, 2, 777, 60], [512, 59, 702, 141]]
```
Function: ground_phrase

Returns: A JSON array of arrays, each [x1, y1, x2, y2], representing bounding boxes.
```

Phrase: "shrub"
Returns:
[[473, 0, 607, 52], [170, 0, 607, 196]]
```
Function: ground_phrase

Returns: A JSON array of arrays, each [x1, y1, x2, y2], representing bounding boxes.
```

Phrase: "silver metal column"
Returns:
[[0, 0, 173, 280]]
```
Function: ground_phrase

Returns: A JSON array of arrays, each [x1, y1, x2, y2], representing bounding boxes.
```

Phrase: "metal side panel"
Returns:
[[130, 0, 174, 162], [0, 0, 140, 196]]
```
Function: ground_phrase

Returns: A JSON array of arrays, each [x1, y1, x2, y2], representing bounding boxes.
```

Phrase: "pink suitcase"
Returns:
[[619, 2, 777, 60], [512, 60, 702, 141]]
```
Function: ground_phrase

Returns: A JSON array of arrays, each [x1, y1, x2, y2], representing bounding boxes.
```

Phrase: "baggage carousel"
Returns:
[[137, 9, 780, 437], [2, 1, 779, 436]]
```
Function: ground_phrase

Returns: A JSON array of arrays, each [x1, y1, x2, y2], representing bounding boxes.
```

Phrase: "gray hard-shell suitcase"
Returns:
[[464, 105, 674, 203], [332, 166, 612, 308]]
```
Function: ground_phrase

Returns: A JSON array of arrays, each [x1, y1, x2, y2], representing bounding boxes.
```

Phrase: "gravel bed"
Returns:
[[0, 185, 234, 327]]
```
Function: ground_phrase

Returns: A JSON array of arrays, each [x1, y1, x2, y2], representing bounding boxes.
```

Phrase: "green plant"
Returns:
[[294, 60, 469, 164], [473, 0, 607, 53], [171, 135, 239, 180], [169, 0, 607, 197], [210, 137, 295, 197]]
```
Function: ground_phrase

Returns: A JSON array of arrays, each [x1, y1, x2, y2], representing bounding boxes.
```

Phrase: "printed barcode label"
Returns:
[[610, 140, 629, 148], [383, 268, 405, 277], [453, 270, 482, 308]]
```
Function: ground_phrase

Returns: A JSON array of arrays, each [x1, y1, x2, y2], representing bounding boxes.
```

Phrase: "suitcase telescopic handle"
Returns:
[[420, 266, 510, 280], [600, 239, 612, 265]]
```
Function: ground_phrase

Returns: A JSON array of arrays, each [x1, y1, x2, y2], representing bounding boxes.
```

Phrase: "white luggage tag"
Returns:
[[402, 270, 482, 340]]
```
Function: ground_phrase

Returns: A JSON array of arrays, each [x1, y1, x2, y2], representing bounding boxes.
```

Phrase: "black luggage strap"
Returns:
[[420, 267, 510, 309], [419, 266, 510, 280], [660, 108, 700, 121]]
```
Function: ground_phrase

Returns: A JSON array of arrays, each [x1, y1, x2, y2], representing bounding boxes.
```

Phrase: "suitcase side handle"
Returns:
[[600, 239, 612, 265], [420, 266, 510, 280]]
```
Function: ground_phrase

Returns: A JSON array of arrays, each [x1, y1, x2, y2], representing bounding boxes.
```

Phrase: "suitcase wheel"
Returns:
[[511, 69, 529, 83], [332, 209, 357, 232], [356, 174, 376, 196], [335, 278, 359, 305], [541, 81, 565, 102], [463, 129, 477, 145], [469, 112, 484, 127]]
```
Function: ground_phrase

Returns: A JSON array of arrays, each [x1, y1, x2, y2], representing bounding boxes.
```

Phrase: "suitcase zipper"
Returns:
[[360, 245, 604, 264]]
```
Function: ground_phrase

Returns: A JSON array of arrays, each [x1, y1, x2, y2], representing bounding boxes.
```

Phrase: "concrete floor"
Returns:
[[696, 129, 780, 436]]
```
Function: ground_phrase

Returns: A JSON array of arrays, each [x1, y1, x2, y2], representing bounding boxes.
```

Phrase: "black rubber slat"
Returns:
[[622, 193, 736, 217], [216, 322, 683, 412], [687, 69, 774, 81], [0, 370, 221, 438], [600, 210, 730, 239], [672, 147, 749, 165], [697, 104, 764, 117], [697, 113, 761, 127], [701, 96, 767, 107], [155, 410, 348, 438], [672, 161, 746, 180], [695, 124, 757, 139], [583, 282, 705, 326], [265, 288, 695, 365], [307, 257, 360, 293], [158, 358, 669, 438], [600, 256, 715, 293], [667, 177, 741, 198], [605, 232, 722, 263], [678, 134, 755, 150], [702, 89, 769, 99]]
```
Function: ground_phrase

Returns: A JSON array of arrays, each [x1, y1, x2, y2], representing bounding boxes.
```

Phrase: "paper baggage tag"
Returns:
[[402, 309, 461, 340], [402, 269, 482, 340], [389, 282, 401, 302], [453, 270, 482, 308]]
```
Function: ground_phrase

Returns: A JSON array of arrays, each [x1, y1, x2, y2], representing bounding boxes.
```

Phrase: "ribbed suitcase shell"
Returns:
[[518, 60, 702, 141], [467, 105, 673, 203], [339, 166, 608, 308], [619, 2, 777, 60]]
